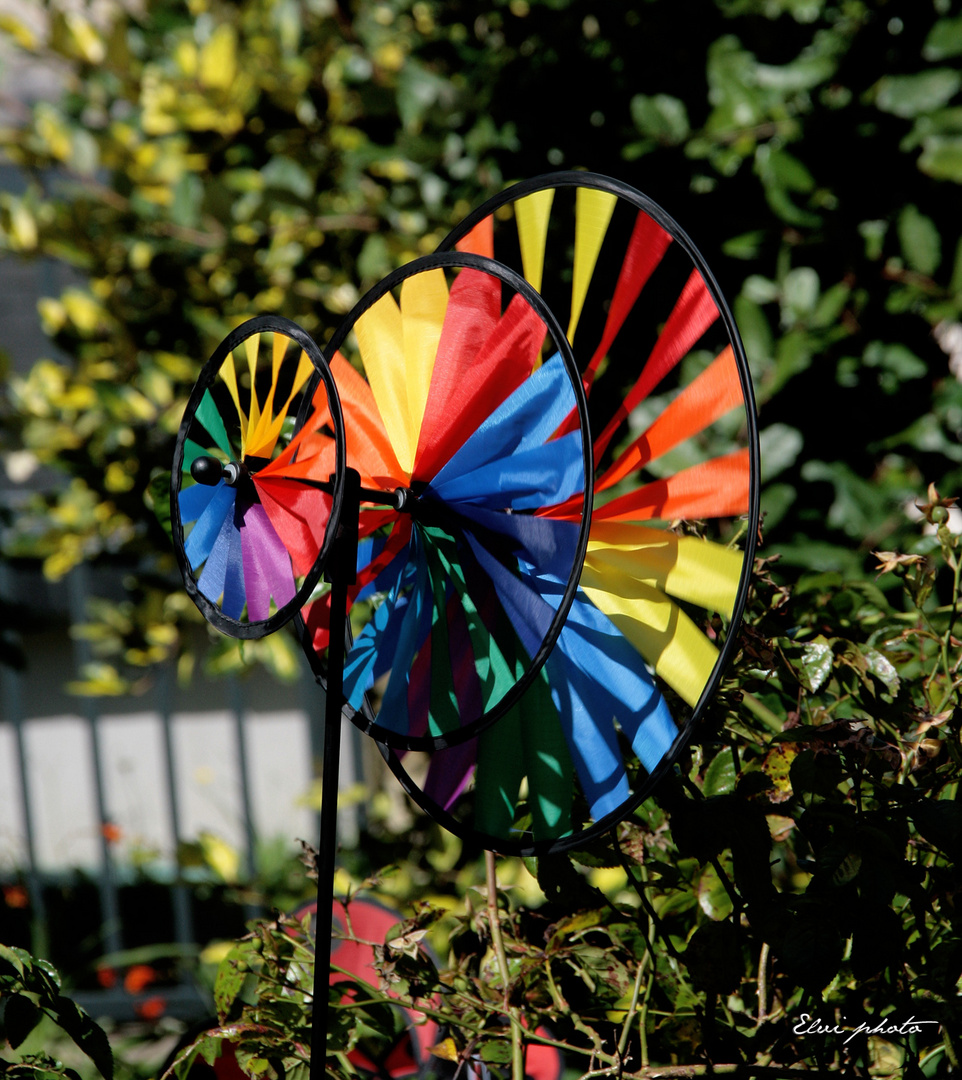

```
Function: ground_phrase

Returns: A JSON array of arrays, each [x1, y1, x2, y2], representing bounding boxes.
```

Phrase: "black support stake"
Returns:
[[310, 467, 360, 1079]]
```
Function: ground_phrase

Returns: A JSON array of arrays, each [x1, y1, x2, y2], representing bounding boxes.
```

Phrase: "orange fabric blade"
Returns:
[[455, 216, 494, 259], [593, 449, 751, 523], [597, 346, 742, 492]]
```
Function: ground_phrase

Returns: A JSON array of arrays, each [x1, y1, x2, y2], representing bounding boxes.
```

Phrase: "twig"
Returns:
[[485, 849, 523, 1080]]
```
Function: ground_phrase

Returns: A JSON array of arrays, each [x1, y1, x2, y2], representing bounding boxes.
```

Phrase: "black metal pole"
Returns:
[[310, 468, 360, 1080]]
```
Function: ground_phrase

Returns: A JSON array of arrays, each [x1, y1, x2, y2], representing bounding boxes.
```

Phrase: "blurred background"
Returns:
[[1, 0, 961, 1061]]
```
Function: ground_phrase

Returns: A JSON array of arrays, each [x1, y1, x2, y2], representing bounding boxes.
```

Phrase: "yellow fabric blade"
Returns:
[[516, 188, 554, 294], [402, 269, 448, 462], [580, 563, 719, 709], [354, 291, 412, 477], [219, 351, 248, 453], [245, 331, 287, 458], [567, 187, 617, 343], [246, 346, 315, 461], [586, 521, 743, 620], [242, 334, 262, 443]]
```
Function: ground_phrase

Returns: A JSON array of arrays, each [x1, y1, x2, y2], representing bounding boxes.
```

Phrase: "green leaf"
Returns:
[[862, 647, 900, 699], [759, 423, 803, 483], [799, 637, 832, 693], [696, 862, 734, 921], [703, 751, 737, 797], [4, 993, 42, 1048], [630, 93, 690, 144], [49, 995, 113, 1079], [260, 156, 313, 200], [876, 70, 962, 119], [924, 16, 962, 62], [214, 943, 255, 1020], [898, 204, 941, 275], [918, 135, 962, 182], [790, 749, 843, 800], [479, 1039, 513, 1064]]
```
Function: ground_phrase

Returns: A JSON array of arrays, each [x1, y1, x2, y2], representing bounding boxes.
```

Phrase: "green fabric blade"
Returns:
[[475, 701, 525, 839], [420, 528, 460, 737], [521, 665, 574, 841], [182, 438, 210, 472], [422, 524, 517, 715], [195, 388, 234, 459]]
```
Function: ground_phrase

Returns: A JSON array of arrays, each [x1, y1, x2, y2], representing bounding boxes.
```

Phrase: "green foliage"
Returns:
[[0, 943, 113, 1078], [0, 0, 960, 683], [153, 498, 962, 1077]]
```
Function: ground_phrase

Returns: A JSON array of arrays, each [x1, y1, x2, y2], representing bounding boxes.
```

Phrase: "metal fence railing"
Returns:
[[0, 562, 366, 1020]]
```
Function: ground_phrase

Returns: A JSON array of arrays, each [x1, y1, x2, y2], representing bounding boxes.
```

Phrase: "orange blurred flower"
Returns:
[[123, 964, 156, 993]]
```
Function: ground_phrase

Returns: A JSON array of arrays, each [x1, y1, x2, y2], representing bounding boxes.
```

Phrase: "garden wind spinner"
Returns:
[[169, 171, 759, 1064]]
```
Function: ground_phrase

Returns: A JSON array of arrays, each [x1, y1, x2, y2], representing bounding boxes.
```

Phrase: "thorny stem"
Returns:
[[579, 1066, 845, 1079], [756, 942, 769, 1025], [486, 849, 524, 1080], [617, 954, 648, 1060]]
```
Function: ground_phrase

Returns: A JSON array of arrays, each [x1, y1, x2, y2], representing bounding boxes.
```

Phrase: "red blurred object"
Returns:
[[2, 885, 29, 909], [123, 964, 156, 993], [164, 896, 564, 1080], [135, 994, 167, 1021]]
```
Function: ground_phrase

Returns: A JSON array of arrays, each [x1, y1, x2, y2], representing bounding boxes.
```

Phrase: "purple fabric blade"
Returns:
[[241, 501, 296, 622], [422, 736, 478, 811]]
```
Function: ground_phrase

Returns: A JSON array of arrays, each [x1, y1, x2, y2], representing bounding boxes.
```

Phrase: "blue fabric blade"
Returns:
[[343, 589, 411, 711], [198, 505, 234, 604], [428, 431, 584, 510], [378, 533, 434, 735], [466, 533, 677, 819], [179, 480, 220, 524], [222, 498, 246, 620], [427, 353, 578, 493], [451, 505, 581, 581], [521, 562, 678, 777], [183, 482, 236, 571], [463, 533, 629, 818], [343, 543, 419, 712]]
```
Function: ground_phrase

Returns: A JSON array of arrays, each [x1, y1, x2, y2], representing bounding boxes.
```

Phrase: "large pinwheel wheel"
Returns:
[[364, 172, 761, 854]]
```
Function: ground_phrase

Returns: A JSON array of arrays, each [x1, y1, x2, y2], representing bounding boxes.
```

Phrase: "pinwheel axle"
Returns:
[[190, 453, 413, 511]]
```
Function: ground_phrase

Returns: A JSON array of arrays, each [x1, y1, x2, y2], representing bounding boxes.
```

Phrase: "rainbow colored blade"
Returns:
[[371, 173, 759, 854], [172, 317, 342, 637], [296, 257, 592, 749]]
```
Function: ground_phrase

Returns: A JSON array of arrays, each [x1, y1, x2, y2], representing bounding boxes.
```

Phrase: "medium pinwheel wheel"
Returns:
[[366, 172, 762, 854], [291, 252, 593, 747], [171, 316, 346, 637]]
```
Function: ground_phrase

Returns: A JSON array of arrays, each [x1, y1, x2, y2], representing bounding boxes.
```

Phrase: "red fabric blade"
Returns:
[[412, 284, 546, 483]]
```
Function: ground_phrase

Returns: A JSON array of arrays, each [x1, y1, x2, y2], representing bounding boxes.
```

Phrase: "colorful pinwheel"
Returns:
[[171, 316, 346, 637]]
